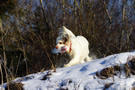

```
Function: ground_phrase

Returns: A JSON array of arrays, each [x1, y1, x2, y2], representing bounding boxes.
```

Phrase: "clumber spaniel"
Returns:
[[52, 26, 92, 67]]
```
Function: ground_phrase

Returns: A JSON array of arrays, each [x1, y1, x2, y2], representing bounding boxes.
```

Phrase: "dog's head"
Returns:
[[52, 34, 71, 54]]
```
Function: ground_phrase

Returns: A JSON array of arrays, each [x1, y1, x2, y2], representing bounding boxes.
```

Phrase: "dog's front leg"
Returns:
[[64, 56, 79, 67]]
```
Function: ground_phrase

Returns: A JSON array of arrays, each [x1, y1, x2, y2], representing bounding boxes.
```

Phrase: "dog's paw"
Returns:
[[64, 64, 70, 67]]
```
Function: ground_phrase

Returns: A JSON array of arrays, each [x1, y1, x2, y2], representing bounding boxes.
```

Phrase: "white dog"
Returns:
[[52, 26, 92, 67]]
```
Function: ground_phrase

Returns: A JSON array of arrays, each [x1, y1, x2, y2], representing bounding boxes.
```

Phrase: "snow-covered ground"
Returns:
[[1, 52, 135, 90]]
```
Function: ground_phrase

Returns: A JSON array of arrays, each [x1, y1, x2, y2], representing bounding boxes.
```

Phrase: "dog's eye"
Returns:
[[59, 42, 63, 44]]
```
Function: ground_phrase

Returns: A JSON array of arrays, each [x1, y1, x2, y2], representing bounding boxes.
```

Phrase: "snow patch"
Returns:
[[0, 52, 135, 90]]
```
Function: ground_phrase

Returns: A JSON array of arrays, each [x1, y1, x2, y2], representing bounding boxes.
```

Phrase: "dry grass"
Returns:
[[5, 81, 23, 90], [96, 58, 135, 79], [124, 59, 135, 77], [96, 65, 121, 79], [96, 67, 115, 79]]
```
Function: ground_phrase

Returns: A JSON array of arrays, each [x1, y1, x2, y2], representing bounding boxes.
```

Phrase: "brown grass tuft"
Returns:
[[5, 82, 23, 90], [124, 59, 135, 77], [96, 58, 135, 79], [96, 67, 115, 79]]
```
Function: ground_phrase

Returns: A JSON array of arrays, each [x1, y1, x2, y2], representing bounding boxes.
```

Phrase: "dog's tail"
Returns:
[[58, 26, 75, 38]]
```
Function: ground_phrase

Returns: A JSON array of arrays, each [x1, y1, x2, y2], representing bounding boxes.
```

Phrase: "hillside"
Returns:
[[1, 52, 135, 90]]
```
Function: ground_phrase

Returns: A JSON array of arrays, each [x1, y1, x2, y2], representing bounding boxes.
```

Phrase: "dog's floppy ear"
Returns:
[[62, 34, 70, 44]]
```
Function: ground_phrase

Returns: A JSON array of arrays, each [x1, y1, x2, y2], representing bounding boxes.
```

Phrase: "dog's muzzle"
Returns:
[[52, 46, 69, 54]]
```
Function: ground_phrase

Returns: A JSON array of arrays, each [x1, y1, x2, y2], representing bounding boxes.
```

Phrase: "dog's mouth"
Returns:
[[61, 47, 67, 52], [60, 46, 69, 53], [52, 46, 69, 54]]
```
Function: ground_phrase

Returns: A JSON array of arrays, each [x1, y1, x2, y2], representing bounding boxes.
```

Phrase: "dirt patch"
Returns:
[[96, 67, 114, 79], [41, 71, 52, 80], [96, 58, 135, 79], [103, 83, 114, 90], [124, 59, 135, 77], [5, 82, 23, 90], [96, 65, 121, 79]]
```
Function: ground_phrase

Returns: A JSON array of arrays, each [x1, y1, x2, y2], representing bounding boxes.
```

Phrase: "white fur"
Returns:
[[53, 26, 92, 67]]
